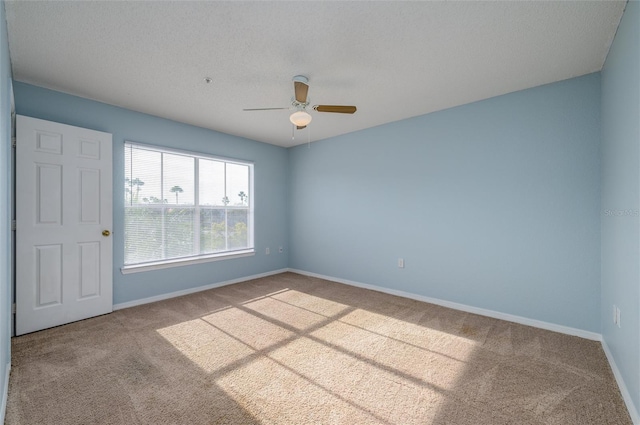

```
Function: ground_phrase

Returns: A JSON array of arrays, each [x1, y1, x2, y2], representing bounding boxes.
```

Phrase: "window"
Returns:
[[123, 142, 254, 272]]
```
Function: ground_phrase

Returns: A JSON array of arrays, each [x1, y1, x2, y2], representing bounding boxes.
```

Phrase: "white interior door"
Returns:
[[16, 115, 113, 335]]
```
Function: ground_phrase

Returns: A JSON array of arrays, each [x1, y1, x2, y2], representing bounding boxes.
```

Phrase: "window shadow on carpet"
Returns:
[[7, 272, 633, 424]]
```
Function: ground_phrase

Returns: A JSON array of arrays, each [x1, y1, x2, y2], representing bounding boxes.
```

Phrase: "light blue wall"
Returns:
[[601, 0, 640, 416], [0, 0, 11, 419], [2, 4, 638, 419], [13, 82, 289, 305], [289, 73, 602, 332]]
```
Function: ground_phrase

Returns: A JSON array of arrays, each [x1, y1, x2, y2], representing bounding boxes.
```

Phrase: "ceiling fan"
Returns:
[[243, 75, 357, 130]]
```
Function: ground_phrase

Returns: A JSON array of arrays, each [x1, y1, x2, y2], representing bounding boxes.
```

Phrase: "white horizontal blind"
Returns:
[[124, 142, 253, 266]]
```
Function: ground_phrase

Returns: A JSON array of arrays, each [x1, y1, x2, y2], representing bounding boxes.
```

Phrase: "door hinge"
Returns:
[[11, 220, 16, 231], [11, 137, 16, 148], [12, 303, 16, 314]]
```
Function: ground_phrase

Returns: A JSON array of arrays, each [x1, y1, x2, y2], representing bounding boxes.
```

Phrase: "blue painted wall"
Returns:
[[0, 0, 12, 418], [13, 82, 289, 305], [601, 0, 640, 416], [289, 74, 602, 332], [6, 3, 639, 418]]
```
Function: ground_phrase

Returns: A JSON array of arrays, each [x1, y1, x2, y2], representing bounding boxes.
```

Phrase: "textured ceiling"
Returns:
[[5, 1, 625, 147]]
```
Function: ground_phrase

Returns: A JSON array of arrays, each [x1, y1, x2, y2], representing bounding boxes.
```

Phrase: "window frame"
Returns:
[[121, 141, 254, 274]]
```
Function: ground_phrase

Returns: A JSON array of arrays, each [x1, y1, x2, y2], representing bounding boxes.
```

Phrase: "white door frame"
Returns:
[[10, 83, 15, 337]]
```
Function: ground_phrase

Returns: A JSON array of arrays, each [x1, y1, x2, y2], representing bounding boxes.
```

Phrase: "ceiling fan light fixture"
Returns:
[[289, 110, 312, 127]]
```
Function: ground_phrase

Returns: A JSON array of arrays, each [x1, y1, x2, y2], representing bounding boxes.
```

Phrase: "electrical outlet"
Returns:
[[265, 247, 270, 255], [398, 258, 405, 268]]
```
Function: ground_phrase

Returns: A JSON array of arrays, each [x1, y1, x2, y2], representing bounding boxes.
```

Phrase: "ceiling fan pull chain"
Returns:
[[292, 124, 295, 140]]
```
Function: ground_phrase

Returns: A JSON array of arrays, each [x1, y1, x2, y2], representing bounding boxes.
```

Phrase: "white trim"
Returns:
[[121, 250, 255, 274], [113, 268, 288, 310], [288, 269, 602, 341], [602, 339, 640, 424], [1, 362, 10, 423]]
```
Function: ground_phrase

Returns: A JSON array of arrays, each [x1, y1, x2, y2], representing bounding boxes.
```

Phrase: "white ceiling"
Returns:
[[5, 1, 626, 148]]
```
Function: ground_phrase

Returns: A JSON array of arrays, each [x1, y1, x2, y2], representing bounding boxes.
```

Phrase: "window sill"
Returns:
[[120, 249, 255, 274]]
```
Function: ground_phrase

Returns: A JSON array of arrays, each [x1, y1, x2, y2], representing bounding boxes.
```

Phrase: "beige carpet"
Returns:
[[5, 272, 632, 424]]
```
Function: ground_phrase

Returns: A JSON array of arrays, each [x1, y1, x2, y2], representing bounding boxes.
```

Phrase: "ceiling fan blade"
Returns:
[[313, 105, 357, 114], [294, 78, 309, 104], [296, 125, 307, 130], [243, 107, 289, 111]]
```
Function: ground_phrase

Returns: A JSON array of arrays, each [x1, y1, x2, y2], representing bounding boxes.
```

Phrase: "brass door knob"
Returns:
[[102, 230, 111, 237]]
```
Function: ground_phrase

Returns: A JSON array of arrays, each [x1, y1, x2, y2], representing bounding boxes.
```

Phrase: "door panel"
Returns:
[[78, 242, 100, 299], [35, 244, 62, 307], [79, 168, 101, 223], [36, 163, 62, 224], [16, 115, 113, 335]]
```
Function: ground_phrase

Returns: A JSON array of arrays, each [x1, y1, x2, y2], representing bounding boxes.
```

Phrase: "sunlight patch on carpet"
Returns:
[[156, 318, 254, 373], [268, 289, 352, 317], [242, 294, 351, 331], [201, 305, 296, 350]]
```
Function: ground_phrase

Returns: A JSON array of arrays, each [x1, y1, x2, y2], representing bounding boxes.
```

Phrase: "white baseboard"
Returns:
[[602, 339, 640, 424], [1, 361, 10, 424], [113, 268, 289, 311], [287, 268, 602, 341]]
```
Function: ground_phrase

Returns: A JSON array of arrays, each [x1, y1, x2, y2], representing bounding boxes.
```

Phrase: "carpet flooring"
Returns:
[[5, 272, 632, 424]]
